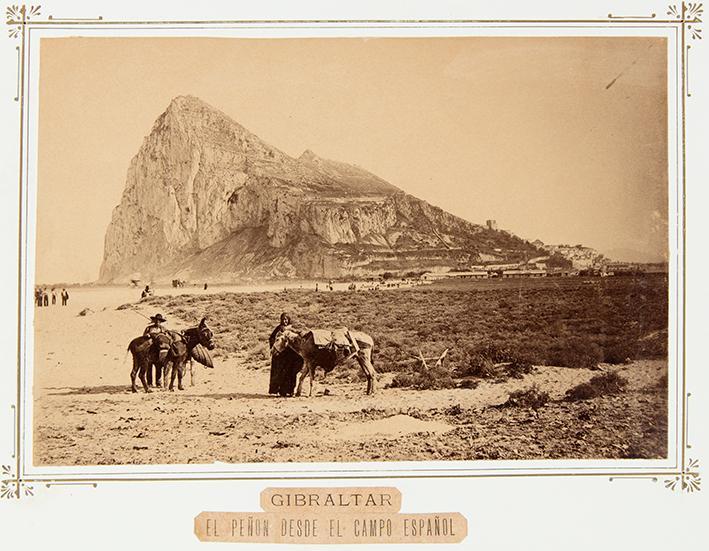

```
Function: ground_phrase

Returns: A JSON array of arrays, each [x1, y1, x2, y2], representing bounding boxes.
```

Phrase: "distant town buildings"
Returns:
[[422, 271, 488, 281], [486, 219, 498, 230], [413, 235, 667, 282], [501, 268, 546, 278], [540, 243, 605, 269], [419, 260, 667, 281], [604, 261, 668, 275]]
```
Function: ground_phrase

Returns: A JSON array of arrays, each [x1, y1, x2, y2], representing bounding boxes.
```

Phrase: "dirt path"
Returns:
[[33, 290, 668, 465]]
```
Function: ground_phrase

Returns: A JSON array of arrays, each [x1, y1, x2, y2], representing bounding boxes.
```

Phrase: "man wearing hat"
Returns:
[[142, 313, 171, 386], [144, 313, 168, 338]]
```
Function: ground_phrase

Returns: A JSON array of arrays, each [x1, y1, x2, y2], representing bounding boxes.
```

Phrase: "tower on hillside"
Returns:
[[486, 219, 498, 231]]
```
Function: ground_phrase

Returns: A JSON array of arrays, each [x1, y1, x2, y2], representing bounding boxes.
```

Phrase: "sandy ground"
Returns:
[[33, 287, 667, 465]]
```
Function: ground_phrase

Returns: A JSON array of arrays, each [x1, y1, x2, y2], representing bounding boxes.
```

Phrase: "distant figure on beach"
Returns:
[[204, 283, 208, 290], [315, 283, 318, 292], [61, 288, 69, 306], [141, 285, 153, 299], [51, 289, 57, 305]]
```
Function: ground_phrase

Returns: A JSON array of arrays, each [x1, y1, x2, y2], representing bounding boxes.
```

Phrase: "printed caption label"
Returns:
[[195, 487, 467, 544]]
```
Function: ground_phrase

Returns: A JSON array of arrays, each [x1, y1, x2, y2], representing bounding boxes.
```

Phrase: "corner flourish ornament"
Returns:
[[686, 2, 704, 39], [1, 464, 33, 499], [5, 4, 41, 39], [665, 459, 701, 492], [667, 2, 703, 39], [685, 2, 704, 19], [668, 4, 682, 18]]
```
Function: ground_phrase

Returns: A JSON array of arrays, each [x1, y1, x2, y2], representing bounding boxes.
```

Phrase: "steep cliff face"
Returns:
[[100, 96, 539, 282]]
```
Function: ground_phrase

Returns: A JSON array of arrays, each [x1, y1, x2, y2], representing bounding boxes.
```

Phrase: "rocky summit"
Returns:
[[100, 95, 540, 283]]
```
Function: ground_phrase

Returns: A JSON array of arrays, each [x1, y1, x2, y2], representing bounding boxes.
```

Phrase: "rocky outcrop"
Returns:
[[100, 95, 540, 282]]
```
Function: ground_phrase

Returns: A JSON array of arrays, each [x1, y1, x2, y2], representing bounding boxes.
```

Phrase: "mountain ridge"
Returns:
[[99, 96, 542, 283]]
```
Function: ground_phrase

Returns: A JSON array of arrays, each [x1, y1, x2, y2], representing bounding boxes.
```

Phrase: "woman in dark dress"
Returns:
[[268, 312, 304, 396]]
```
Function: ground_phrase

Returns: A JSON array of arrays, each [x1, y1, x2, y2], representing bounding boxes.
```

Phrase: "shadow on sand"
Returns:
[[46, 387, 278, 400], [47, 385, 150, 396], [197, 392, 275, 400]]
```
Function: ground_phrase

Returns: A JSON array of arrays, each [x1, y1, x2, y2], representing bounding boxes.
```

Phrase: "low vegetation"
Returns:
[[565, 371, 629, 402], [500, 384, 550, 409], [453, 342, 535, 380], [143, 275, 667, 388], [389, 364, 456, 390]]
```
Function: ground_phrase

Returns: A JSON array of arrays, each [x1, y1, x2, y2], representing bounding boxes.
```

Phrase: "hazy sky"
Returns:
[[37, 36, 667, 283]]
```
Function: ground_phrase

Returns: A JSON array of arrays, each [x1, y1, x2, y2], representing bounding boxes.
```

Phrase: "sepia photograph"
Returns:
[[32, 35, 670, 466]]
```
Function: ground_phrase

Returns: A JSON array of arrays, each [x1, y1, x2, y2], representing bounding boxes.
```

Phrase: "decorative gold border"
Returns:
[[2, 2, 702, 498]]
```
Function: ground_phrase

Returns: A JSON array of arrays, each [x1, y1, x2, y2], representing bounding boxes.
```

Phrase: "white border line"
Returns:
[[19, 21, 682, 480]]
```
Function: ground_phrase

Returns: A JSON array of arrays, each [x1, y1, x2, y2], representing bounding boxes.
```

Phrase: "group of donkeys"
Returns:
[[127, 316, 379, 397], [127, 318, 216, 393]]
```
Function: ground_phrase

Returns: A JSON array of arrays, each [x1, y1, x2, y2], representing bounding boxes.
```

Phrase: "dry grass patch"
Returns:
[[142, 275, 667, 388], [565, 371, 629, 402]]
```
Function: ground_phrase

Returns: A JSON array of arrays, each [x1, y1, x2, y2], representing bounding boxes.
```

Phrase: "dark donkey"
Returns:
[[162, 323, 216, 391], [128, 319, 216, 393], [271, 328, 376, 396]]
